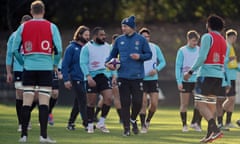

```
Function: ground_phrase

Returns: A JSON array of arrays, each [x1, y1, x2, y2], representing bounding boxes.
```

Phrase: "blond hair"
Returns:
[[31, 0, 45, 14]]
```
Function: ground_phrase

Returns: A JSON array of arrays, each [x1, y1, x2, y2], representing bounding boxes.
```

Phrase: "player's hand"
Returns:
[[57, 72, 63, 80], [178, 84, 185, 92], [130, 53, 140, 60], [87, 75, 96, 87], [183, 72, 191, 81], [64, 81, 72, 89], [6, 73, 13, 83], [148, 69, 157, 76], [105, 62, 116, 70]]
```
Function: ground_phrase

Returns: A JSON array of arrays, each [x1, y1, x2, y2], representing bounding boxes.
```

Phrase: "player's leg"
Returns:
[[180, 92, 190, 132], [97, 74, 112, 133], [37, 71, 56, 143], [112, 86, 122, 123], [195, 77, 222, 143], [18, 70, 36, 142], [118, 78, 131, 136], [71, 80, 88, 129], [67, 97, 79, 130], [14, 72, 24, 132], [86, 90, 98, 133], [188, 83, 202, 132], [223, 80, 236, 128], [190, 103, 202, 131], [38, 86, 51, 138], [94, 95, 103, 122], [130, 79, 144, 135], [96, 90, 112, 133], [145, 80, 160, 131], [48, 89, 58, 126], [216, 95, 226, 129], [19, 86, 35, 142], [146, 92, 158, 127], [139, 92, 148, 133], [48, 71, 60, 126]]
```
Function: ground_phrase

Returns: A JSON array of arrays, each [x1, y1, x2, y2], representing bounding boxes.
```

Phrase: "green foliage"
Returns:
[[2, 0, 240, 30], [0, 104, 240, 143]]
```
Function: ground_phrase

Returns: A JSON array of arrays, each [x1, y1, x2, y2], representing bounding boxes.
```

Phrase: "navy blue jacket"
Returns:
[[107, 32, 152, 79], [62, 41, 84, 81]]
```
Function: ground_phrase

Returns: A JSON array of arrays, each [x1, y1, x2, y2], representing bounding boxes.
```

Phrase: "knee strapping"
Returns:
[[194, 94, 216, 104]]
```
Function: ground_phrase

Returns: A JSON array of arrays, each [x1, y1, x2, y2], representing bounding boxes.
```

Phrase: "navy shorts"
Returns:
[[52, 71, 59, 90], [86, 74, 111, 93], [22, 70, 52, 87], [216, 86, 226, 98], [14, 71, 23, 89], [143, 80, 159, 93], [180, 82, 195, 93], [195, 77, 223, 96], [14, 71, 23, 82]]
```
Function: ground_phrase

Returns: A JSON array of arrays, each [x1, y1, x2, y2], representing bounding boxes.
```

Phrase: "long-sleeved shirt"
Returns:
[[107, 32, 152, 79], [191, 31, 226, 79], [80, 40, 111, 79], [175, 45, 199, 85], [62, 41, 85, 82], [5, 32, 23, 72], [12, 18, 62, 71], [144, 42, 166, 80]]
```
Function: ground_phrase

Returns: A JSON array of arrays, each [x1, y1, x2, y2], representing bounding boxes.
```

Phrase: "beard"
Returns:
[[78, 37, 88, 44], [95, 37, 105, 45]]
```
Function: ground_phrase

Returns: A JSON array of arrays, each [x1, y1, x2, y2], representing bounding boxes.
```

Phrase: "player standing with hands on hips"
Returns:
[[105, 15, 152, 136]]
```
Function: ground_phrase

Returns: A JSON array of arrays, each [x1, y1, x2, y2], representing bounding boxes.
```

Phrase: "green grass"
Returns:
[[0, 104, 240, 144]]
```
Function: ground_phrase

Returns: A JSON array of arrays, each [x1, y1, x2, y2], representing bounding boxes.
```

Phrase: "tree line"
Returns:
[[1, 0, 240, 31]]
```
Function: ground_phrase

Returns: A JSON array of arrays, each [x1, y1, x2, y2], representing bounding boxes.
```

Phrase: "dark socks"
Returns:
[[139, 114, 146, 126], [101, 104, 111, 118], [191, 108, 199, 124], [226, 112, 232, 124], [146, 110, 155, 122], [217, 116, 223, 125], [198, 114, 202, 127], [94, 106, 101, 118], [16, 99, 23, 125], [207, 118, 219, 136], [180, 112, 187, 126], [30, 101, 37, 112], [39, 105, 49, 138], [21, 106, 31, 137], [49, 97, 57, 114], [87, 106, 94, 123]]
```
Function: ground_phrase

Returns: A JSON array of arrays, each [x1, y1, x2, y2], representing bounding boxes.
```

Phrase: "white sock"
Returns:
[[98, 117, 105, 125]]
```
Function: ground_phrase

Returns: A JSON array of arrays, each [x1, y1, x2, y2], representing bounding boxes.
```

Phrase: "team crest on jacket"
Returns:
[[135, 41, 139, 50], [135, 41, 139, 46], [213, 53, 220, 62], [24, 41, 32, 52]]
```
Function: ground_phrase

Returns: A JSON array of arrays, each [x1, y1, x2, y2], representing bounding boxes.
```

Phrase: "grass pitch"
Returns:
[[0, 104, 239, 144]]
